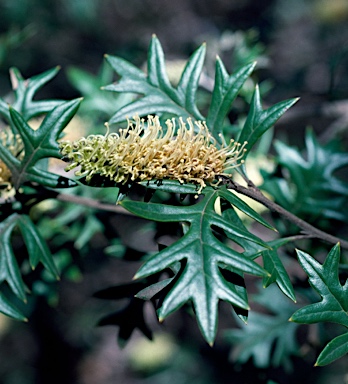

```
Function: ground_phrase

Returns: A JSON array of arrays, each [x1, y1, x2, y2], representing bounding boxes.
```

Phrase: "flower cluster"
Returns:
[[0, 129, 23, 198], [60, 115, 247, 193]]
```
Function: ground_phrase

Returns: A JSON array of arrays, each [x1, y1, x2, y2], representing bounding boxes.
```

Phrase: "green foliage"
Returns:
[[104, 35, 206, 124], [0, 34, 347, 373], [121, 182, 272, 343], [0, 67, 64, 122], [226, 285, 299, 370], [0, 213, 58, 319], [236, 86, 298, 158], [66, 62, 133, 124], [1, 99, 80, 189], [290, 244, 348, 366], [0, 69, 81, 319], [262, 129, 348, 223]]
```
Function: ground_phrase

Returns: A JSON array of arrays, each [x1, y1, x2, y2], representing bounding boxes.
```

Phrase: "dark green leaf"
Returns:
[[121, 188, 269, 344], [262, 248, 296, 302], [238, 86, 298, 157], [290, 244, 348, 326], [206, 60, 255, 134], [290, 244, 348, 365], [176, 42, 206, 119], [0, 292, 27, 321], [316, 332, 348, 366], [0, 67, 64, 121], [226, 285, 299, 370], [0, 213, 58, 304], [104, 35, 205, 124], [262, 130, 348, 223], [17, 215, 59, 278], [1, 99, 81, 189], [0, 214, 27, 301]]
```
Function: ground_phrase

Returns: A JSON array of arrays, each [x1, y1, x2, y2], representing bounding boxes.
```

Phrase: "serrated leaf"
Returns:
[[0, 214, 27, 301], [262, 130, 348, 223], [0, 213, 58, 303], [120, 188, 269, 344], [0, 67, 64, 122], [290, 244, 348, 365], [104, 35, 205, 124], [291, 244, 348, 326], [17, 215, 59, 277], [206, 60, 256, 134], [0, 99, 81, 189], [226, 285, 299, 370], [238, 86, 298, 157]]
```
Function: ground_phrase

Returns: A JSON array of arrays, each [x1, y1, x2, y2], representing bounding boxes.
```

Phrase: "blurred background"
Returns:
[[1, 0, 348, 383]]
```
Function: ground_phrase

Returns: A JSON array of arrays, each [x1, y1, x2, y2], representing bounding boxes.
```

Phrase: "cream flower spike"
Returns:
[[0, 128, 24, 199], [60, 115, 247, 194]]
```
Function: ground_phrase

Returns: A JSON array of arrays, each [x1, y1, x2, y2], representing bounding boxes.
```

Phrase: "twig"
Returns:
[[55, 181, 348, 249], [56, 193, 134, 215], [227, 180, 348, 250]]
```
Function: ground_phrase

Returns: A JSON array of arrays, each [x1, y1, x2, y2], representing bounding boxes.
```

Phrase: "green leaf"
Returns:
[[17, 215, 59, 278], [0, 292, 27, 321], [0, 98, 81, 189], [67, 62, 133, 120], [0, 214, 27, 301], [206, 59, 256, 134], [226, 285, 299, 370], [291, 244, 348, 326], [262, 130, 348, 223], [0, 66, 64, 121], [104, 35, 205, 124], [290, 244, 348, 365], [262, 248, 296, 302], [120, 187, 270, 344], [238, 86, 298, 157], [176, 42, 206, 119], [0, 213, 58, 303], [316, 332, 348, 366]]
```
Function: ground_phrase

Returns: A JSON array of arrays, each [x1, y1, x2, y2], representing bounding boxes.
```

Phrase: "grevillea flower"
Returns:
[[60, 115, 247, 194], [0, 128, 23, 198]]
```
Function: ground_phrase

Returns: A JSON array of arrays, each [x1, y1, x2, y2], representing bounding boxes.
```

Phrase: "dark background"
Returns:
[[1, 1, 348, 383]]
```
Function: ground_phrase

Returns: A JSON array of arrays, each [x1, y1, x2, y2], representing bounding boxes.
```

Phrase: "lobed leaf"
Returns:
[[120, 187, 270, 344], [0, 213, 58, 307], [290, 244, 348, 365], [1, 99, 81, 189], [238, 86, 298, 157], [226, 285, 299, 370], [206, 59, 256, 134], [0, 66, 64, 122], [262, 130, 348, 223], [104, 35, 205, 124]]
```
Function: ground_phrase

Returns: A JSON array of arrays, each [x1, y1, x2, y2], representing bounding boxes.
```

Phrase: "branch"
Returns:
[[227, 179, 348, 250], [56, 192, 134, 215]]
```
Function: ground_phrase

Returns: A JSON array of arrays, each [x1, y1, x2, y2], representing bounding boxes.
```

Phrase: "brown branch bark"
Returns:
[[56, 193, 133, 215], [55, 181, 348, 249], [227, 179, 348, 250]]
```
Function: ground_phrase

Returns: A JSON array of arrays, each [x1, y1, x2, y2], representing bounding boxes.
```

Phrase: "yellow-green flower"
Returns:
[[60, 115, 247, 194], [0, 129, 23, 199]]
